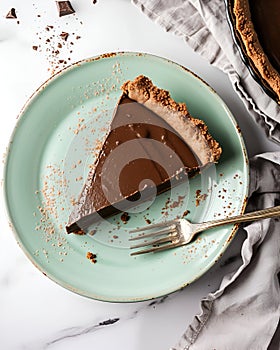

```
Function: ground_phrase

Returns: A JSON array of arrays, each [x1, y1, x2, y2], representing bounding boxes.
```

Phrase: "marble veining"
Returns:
[[43, 318, 120, 349], [29, 296, 169, 349]]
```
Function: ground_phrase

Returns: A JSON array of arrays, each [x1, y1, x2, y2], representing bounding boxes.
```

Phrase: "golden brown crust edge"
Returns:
[[121, 75, 222, 163], [233, 0, 280, 102]]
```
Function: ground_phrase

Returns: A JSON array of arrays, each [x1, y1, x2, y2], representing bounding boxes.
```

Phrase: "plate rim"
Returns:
[[3, 51, 249, 302]]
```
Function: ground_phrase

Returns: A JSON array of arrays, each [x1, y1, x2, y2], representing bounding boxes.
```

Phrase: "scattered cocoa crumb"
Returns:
[[45, 25, 53, 31], [60, 31, 69, 41], [113, 235, 119, 239], [170, 195, 185, 209], [195, 190, 207, 207], [6, 8, 17, 19], [93, 0, 97, 3], [74, 229, 85, 235], [120, 212, 130, 224], [182, 210, 190, 217], [86, 252, 97, 263], [88, 230, 96, 236], [32, 46, 38, 51], [145, 218, 151, 224], [76, 35, 81, 40]]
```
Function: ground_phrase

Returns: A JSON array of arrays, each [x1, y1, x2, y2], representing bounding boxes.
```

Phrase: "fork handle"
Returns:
[[198, 205, 280, 231]]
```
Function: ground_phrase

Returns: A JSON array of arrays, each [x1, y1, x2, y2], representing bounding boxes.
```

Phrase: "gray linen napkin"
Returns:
[[132, 1, 280, 349], [171, 153, 280, 350], [132, 0, 280, 143]]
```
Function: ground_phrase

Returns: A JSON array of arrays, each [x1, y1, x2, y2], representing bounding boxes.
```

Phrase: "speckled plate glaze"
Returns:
[[4, 52, 249, 302]]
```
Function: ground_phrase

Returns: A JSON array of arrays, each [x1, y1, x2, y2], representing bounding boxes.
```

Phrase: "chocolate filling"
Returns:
[[66, 97, 200, 234]]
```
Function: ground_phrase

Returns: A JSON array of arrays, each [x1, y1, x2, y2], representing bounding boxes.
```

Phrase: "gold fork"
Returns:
[[129, 205, 280, 256]]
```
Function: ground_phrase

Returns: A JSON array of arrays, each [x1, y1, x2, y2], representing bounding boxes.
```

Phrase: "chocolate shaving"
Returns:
[[56, 1, 75, 17], [6, 8, 17, 19]]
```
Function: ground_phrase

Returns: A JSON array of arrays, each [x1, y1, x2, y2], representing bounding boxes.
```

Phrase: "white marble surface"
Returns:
[[0, 1, 279, 349]]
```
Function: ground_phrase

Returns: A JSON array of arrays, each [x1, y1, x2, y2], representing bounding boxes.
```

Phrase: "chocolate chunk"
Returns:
[[92, 0, 98, 4], [56, 1, 75, 17], [60, 31, 69, 41], [32, 46, 38, 51], [6, 8, 17, 19]]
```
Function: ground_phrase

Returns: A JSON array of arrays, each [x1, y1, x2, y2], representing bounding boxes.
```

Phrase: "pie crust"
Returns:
[[233, 0, 280, 101], [122, 76, 221, 165]]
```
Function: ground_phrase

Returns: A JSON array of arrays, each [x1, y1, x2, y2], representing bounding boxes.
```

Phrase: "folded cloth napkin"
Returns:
[[132, 0, 280, 143], [132, 1, 280, 349], [171, 153, 280, 350]]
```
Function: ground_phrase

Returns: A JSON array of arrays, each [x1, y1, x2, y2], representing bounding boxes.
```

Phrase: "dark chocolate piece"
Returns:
[[6, 8, 17, 19], [56, 1, 75, 17]]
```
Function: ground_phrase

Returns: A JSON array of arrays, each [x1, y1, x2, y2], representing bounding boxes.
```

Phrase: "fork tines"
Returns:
[[129, 223, 180, 256]]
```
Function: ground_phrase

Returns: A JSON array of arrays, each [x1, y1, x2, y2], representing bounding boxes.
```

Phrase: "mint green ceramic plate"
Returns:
[[4, 52, 248, 302]]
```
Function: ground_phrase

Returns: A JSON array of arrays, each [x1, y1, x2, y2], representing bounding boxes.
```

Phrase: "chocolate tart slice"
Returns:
[[66, 76, 221, 234], [233, 0, 280, 102]]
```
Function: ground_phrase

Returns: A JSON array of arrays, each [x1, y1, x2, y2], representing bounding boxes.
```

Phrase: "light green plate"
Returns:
[[4, 52, 249, 302]]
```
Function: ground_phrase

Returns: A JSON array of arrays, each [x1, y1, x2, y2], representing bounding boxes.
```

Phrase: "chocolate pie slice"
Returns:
[[233, 0, 280, 101], [66, 76, 221, 234]]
